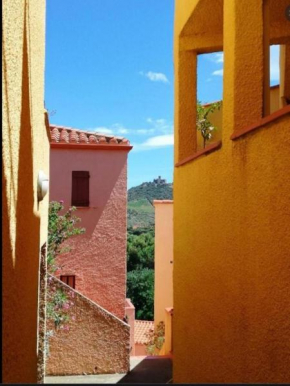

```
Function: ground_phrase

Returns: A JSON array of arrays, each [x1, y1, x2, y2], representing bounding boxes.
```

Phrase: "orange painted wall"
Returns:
[[173, 0, 290, 383], [2, 0, 49, 383], [153, 201, 174, 327], [125, 298, 136, 356]]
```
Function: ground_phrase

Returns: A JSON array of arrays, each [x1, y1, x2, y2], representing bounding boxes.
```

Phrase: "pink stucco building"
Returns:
[[49, 125, 132, 320]]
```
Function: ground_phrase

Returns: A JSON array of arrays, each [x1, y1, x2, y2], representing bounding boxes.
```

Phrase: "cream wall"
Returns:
[[2, 0, 49, 383], [153, 201, 173, 327]]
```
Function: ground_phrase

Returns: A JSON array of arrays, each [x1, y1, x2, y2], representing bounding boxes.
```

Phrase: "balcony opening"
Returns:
[[269, 45, 281, 114], [197, 52, 223, 151]]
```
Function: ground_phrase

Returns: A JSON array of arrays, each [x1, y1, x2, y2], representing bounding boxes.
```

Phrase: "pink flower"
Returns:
[[59, 200, 64, 204], [72, 316, 76, 321], [63, 303, 70, 310], [70, 301, 74, 306], [64, 325, 70, 331]]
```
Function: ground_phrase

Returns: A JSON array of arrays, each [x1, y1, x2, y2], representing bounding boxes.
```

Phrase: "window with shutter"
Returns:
[[71, 171, 90, 206], [60, 275, 76, 289]]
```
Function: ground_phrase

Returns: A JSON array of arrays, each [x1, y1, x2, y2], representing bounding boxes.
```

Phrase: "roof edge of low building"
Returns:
[[49, 124, 131, 148], [153, 200, 174, 205]]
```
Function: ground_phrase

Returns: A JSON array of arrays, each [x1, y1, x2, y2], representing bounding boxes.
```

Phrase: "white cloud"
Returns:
[[86, 124, 130, 136], [85, 118, 173, 142], [270, 45, 280, 82], [117, 128, 129, 134], [146, 117, 173, 134], [140, 71, 169, 83], [206, 52, 224, 64], [111, 123, 129, 134], [212, 69, 223, 76], [213, 53, 224, 63], [136, 129, 155, 135], [133, 134, 174, 152], [92, 127, 114, 135]]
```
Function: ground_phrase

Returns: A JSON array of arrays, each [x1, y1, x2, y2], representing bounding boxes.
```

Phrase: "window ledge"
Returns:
[[231, 105, 290, 140], [175, 141, 222, 167]]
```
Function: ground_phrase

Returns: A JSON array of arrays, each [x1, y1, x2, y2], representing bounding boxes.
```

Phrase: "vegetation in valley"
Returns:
[[126, 177, 173, 320], [127, 177, 173, 228], [126, 226, 155, 320]]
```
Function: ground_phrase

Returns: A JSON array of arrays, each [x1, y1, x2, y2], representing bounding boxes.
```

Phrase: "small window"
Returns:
[[60, 275, 76, 289], [71, 171, 90, 207]]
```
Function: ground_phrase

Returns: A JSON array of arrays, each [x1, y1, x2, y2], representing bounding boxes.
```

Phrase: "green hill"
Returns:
[[127, 176, 173, 229]]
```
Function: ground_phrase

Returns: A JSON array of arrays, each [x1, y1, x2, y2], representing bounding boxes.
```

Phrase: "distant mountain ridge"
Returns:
[[127, 177, 173, 229]]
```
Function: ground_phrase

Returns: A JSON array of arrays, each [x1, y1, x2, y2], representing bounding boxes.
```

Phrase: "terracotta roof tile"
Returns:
[[135, 320, 154, 344], [49, 124, 130, 146], [60, 129, 69, 143]]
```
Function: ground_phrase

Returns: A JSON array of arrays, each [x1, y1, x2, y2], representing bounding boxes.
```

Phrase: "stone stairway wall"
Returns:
[[46, 274, 130, 375]]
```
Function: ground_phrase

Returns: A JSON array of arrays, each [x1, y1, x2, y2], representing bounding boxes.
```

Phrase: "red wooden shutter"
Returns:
[[68, 276, 75, 289], [60, 275, 76, 289], [71, 171, 90, 206]]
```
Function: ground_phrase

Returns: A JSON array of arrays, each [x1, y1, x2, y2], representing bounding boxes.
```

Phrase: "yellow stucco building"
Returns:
[[2, 0, 49, 383], [173, 0, 290, 383]]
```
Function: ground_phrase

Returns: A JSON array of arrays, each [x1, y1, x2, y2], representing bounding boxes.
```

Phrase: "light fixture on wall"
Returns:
[[37, 170, 49, 201]]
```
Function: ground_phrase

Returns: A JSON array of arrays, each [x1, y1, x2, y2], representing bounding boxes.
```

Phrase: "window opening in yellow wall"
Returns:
[[196, 52, 223, 151]]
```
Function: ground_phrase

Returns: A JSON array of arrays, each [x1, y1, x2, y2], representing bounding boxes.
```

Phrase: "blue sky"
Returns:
[[45, 0, 280, 188]]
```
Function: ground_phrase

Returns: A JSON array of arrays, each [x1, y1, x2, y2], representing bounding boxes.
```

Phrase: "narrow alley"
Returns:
[[45, 356, 172, 384]]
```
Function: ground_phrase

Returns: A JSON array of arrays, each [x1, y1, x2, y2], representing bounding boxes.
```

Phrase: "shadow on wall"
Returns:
[[51, 151, 128, 236], [2, 6, 41, 382], [50, 148, 128, 317], [117, 356, 173, 384]]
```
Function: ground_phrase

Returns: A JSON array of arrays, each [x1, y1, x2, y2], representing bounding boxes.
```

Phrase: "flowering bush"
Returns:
[[47, 201, 85, 273], [144, 321, 165, 355], [197, 100, 222, 148], [46, 201, 85, 331]]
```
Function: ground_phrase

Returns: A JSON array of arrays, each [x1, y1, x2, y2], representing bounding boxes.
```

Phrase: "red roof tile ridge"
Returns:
[[134, 320, 154, 344], [49, 124, 130, 145]]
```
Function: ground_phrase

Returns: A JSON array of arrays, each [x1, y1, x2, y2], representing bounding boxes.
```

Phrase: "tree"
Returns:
[[45, 201, 85, 357], [127, 228, 154, 271], [127, 268, 154, 320], [46, 201, 85, 328], [47, 201, 85, 273], [197, 100, 222, 148]]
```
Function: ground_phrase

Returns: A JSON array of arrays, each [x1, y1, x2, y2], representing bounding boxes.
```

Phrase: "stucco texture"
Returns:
[[173, 0, 290, 383], [50, 148, 128, 320], [46, 276, 130, 375], [153, 201, 173, 327], [2, 0, 49, 383], [125, 298, 136, 355]]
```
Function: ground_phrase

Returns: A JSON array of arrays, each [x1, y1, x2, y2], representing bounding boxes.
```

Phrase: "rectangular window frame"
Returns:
[[60, 275, 76, 289], [71, 170, 90, 207]]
